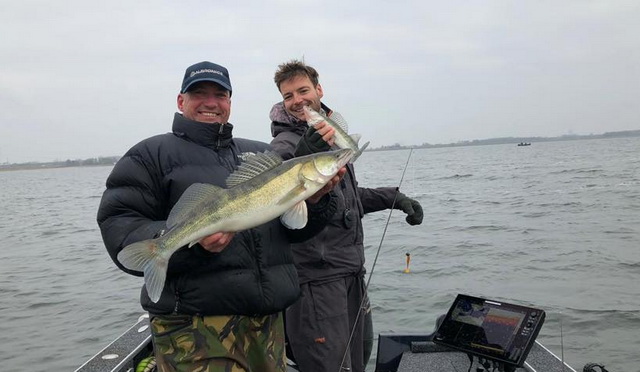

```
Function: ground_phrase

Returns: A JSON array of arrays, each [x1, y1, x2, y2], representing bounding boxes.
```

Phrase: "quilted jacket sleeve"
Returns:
[[358, 186, 399, 214], [96, 150, 168, 276]]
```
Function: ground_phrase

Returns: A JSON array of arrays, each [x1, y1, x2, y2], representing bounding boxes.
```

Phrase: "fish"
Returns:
[[303, 105, 370, 162], [117, 148, 354, 302]]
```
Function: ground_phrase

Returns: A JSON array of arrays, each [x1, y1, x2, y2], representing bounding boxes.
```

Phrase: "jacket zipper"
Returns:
[[216, 123, 224, 149]]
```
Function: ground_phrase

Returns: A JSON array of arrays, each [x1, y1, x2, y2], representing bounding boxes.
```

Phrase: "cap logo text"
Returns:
[[190, 69, 224, 77]]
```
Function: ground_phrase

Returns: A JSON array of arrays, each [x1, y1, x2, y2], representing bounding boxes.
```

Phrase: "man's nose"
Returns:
[[292, 93, 304, 105], [203, 94, 219, 106]]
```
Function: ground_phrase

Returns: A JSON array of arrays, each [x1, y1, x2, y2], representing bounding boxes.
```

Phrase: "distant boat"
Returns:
[[517, 142, 531, 146]]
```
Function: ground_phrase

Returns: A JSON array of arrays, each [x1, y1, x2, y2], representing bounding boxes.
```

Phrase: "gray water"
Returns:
[[0, 137, 638, 371]]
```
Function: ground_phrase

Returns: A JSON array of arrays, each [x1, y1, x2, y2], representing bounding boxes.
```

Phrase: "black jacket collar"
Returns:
[[171, 112, 234, 149]]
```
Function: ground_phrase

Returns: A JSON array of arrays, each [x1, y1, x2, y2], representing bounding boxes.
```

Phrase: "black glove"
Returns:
[[395, 193, 423, 226], [294, 126, 331, 157]]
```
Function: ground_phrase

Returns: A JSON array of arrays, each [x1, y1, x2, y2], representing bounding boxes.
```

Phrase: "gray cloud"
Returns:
[[1, 0, 639, 163]]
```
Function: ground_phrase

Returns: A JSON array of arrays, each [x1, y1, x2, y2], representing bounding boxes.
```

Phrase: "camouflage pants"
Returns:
[[150, 313, 286, 372]]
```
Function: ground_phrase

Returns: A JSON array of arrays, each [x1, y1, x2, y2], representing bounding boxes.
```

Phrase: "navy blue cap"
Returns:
[[180, 61, 232, 94]]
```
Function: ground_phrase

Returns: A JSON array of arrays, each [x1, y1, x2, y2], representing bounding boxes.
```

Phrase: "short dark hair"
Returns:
[[274, 60, 320, 91]]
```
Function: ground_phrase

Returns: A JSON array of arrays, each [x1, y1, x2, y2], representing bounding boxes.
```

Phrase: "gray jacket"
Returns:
[[269, 102, 398, 284]]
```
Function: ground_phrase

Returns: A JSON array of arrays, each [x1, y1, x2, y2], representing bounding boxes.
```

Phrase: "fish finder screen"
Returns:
[[434, 294, 545, 366], [450, 300, 524, 353]]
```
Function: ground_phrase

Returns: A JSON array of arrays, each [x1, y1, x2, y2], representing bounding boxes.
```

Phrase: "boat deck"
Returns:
[[376, 332, 577, 372], [76, 315, 577, 372], [74, 315, 152, 372]]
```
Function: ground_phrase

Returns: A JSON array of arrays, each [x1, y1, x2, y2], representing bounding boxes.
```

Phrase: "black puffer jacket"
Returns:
[[97, 113, 337, 316], [270, 102, 398, 284]]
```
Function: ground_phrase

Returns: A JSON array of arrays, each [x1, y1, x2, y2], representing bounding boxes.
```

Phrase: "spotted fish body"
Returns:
[[117, 148, 354, 302]]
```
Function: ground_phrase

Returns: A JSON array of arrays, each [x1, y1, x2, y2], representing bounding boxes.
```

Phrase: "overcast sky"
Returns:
[[1, 1, 639, 163]]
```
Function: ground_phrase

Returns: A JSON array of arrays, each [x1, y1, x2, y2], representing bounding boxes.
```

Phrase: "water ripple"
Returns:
[[2, 139, 640, 371]]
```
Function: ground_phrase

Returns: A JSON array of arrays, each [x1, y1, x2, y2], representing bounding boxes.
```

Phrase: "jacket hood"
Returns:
[[269, 101, 332, 138], [269, 102, 308, 138]]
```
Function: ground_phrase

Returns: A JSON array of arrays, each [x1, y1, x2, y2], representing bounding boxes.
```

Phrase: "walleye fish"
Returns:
[[117, 148, 354, 302], [303, 105, 370, 162]]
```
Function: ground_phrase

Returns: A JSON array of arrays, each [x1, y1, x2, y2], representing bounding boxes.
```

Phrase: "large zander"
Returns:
[[117, 148, 353, 302]]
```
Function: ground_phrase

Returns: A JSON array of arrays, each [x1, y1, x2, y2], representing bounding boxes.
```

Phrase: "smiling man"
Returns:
[[178, 62, 232, 125], [97, 61, 346, 372], [268, 60, 424, 372]]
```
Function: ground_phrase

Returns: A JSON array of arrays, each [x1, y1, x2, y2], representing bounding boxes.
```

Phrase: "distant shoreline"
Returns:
[[2, 129, 639, 172], [0, 162, 116, 172], [366, 129, 640, 152]]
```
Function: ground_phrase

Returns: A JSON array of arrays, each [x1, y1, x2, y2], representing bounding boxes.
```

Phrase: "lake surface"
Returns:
[[1, 137, 638, 371]]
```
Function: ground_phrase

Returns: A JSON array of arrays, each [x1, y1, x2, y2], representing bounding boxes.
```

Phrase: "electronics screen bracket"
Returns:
[[433, 294, 545, 368]]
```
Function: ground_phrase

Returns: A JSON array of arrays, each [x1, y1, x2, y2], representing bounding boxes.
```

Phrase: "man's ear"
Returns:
[[177, 93, 184, 111]]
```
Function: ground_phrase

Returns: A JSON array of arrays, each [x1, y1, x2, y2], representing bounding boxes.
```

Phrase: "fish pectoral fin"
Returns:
[[280, 201, 308, 229]]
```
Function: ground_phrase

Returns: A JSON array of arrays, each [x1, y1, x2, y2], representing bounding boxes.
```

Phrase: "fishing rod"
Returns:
[[560, 311, 565, 372], [339, 148, 415, 371], [363, 148, 414, 295]]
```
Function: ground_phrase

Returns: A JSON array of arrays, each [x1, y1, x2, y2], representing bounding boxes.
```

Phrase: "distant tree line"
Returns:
[[368, 129, 640, 151], [2, 129, 639, 171], [0, 156, 120, 171]]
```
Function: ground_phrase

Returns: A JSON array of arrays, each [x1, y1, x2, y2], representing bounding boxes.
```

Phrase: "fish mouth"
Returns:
[[290, 106, 309, 121], [300, 105, 322, 122]]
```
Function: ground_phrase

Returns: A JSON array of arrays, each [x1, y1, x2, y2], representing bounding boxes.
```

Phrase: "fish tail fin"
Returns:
[[352, 141, 370, 162], [117, 239, 168, 303]]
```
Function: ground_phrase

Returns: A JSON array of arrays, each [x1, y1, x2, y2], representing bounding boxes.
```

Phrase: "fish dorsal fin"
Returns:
[[226, 151, 283, 188], [168, 183, 224, 228], [329, 111, 349, 133]]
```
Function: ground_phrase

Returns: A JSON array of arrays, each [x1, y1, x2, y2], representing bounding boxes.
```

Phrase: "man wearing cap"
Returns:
[[268, 60, 424, 372], [97, 61, 345, 372]]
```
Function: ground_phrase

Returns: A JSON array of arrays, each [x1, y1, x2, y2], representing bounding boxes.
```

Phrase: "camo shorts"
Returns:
[[150, 312, 286, 372]]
